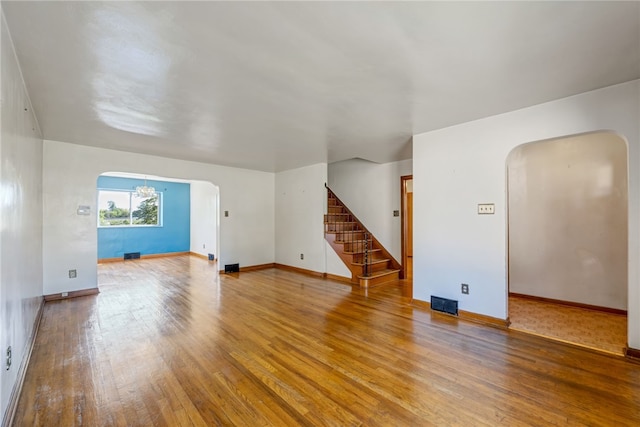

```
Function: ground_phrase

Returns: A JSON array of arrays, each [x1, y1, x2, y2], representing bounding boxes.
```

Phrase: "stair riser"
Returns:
[[359, 271, 400, 288], [325, 223, 359, 232], [334, 232, 366, 242], [324, 214, 352, 223], [351, 252, 384, 263], [343, 242, 373, 253], [328, 206, 345, 214], [357, 262, 391, 274]]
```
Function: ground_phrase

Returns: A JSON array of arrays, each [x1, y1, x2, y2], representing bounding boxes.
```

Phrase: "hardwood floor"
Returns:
[[13, 255, 640, 425]]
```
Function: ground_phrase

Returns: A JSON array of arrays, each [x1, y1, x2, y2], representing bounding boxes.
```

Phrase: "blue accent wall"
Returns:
[[97, 176, 190, 259]]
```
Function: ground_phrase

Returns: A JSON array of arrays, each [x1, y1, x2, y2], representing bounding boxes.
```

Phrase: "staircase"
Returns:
[[324, 186, 402, 287]]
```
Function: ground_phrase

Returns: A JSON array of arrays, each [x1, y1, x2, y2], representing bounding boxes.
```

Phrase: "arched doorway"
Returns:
[[506, 131, 628, 354], [96, 172, 220, 277]]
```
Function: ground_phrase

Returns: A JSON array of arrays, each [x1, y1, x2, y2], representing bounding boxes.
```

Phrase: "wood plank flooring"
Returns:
[[12, 255, 640, 426]]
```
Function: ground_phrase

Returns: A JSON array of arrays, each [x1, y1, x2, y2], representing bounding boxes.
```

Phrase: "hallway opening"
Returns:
[[506, 131, 628, 354]]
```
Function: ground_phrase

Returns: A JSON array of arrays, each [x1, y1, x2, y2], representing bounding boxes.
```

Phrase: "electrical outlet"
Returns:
[[69, 269, 77, 278], [300, 253, 304, 260], [6, 346, 11, 371], [203, 244, 206, 249], [461, 283, 469, 294], [477, 203, 495, 215]]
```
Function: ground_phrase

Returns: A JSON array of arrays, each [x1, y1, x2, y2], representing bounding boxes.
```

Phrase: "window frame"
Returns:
[[97, 189, 163, 228]]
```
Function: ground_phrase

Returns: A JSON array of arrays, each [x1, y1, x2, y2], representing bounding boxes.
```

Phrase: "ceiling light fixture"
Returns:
[[135, 177, 156, 198]]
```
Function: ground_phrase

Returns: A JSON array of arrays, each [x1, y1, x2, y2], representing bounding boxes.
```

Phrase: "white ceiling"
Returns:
[[3, 1, 639, 172]]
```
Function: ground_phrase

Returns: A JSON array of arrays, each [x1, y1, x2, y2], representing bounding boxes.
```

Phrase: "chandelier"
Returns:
[[135, 177, 156, 198]]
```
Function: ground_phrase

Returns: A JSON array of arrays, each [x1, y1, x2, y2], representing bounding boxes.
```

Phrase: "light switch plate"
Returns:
[[77, 205, 91, 215], [477, 203, 495, 215]]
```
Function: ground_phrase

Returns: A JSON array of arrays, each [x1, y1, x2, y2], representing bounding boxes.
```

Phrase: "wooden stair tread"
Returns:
[[357, 269, 400, 280], [352, 259, 390, 266], [343, 248, 382, 255]]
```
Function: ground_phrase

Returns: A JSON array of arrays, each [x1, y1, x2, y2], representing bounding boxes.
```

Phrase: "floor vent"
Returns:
[[431, 296, 458, 316], [225, 263, 240, 273], [124, 252, 141, 260]]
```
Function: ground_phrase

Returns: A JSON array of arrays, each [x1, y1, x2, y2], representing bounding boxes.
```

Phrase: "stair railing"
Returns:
[[363, 232, 371, 277], [327, 196, 352, 255]]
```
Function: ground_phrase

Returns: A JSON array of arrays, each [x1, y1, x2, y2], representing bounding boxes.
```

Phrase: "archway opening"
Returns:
[[506, 131, 628, 355], [96, 172, 220, 283]]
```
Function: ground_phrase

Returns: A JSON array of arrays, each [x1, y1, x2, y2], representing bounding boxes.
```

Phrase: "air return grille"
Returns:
[[225, 263, 240, 273], [124, 252, 141, 260], [430, 296, 458, 316]]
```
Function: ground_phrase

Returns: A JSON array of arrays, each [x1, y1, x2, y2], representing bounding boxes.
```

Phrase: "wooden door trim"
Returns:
[[400, 175, 413, 279]]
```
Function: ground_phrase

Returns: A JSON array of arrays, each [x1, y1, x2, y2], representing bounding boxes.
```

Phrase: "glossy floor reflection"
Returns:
[[12, 256, 640, 426], [509, 296, 627, 355]]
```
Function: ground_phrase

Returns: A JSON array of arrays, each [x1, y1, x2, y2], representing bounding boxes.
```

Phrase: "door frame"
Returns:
[[400, 175, 413, 279]]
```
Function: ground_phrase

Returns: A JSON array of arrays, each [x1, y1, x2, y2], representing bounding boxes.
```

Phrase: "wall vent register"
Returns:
[[431, 296, 459, 316], [124, 252, 141, 260]]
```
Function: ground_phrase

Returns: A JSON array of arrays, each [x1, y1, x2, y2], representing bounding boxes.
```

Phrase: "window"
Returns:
[[98, 190, 161, 227]]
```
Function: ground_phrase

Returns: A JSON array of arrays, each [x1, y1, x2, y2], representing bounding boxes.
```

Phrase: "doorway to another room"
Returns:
[[96, 173, 220, 288], [506, 132, 628, 355]]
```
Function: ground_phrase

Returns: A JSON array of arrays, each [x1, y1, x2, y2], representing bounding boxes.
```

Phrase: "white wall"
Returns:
[[1, 13, 44, 420], [328, 158, 412, 261], [42, 140, 275, 295], [413, 80, 640, 348], [190, 181, 219, 259], [275, 163, 327, 273], [325, 241, 352, 279]]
